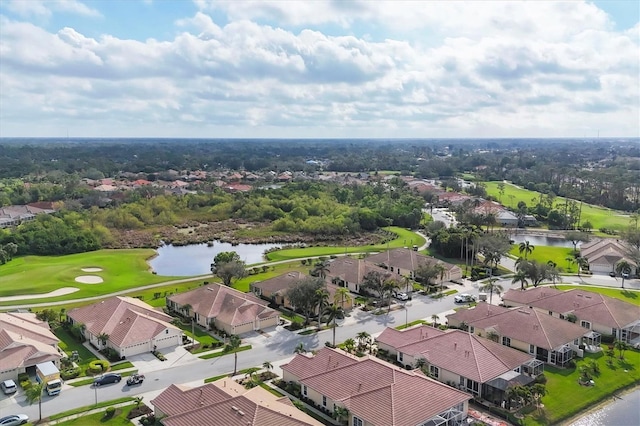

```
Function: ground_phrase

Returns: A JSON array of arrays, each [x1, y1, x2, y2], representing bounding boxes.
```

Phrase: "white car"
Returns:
[[395, 292, 409, 301], [454, 293, 476, 304], [1, 380, 16, 395], [0, 414, 29, 426]]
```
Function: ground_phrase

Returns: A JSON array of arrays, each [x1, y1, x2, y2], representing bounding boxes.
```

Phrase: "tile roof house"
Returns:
[[445, 302, 511, 329], [580, 239, 637, 275], [151, 378, 323, 426], [365, 248, 463, 282], [282, 347, 471, 426], [67, 296, 182, 358], [448, 305, 590, 367], [325, 257, 402, 295], [250, 272, 354, 310], [0, 313, 62, 382], [167, 284, 279, 335], [503, 288, 640, 346], [376, 327, 541, 404], [0, 204, 56, 228], [375, 324, 446, 356]]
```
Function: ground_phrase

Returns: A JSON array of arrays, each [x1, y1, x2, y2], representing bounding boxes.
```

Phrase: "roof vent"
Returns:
[[232, 406, 239, 411], [238, 410, 245, 416]]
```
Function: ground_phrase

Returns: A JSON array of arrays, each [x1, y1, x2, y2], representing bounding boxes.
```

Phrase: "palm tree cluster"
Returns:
[[361, 271, 399, 308], [513, 257, 563, 290]]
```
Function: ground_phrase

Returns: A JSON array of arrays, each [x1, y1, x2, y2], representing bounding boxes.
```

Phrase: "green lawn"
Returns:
[[555, 286, 640, 306], [509, 245, 576, 272], [265, 227, 426, 261], [48, 398, 135, 421], [53, 404, 137, 425], [199, 345, 252, 360], [484, 182, 631, 230], [0, 249, 180, 305], [523, 348, 640, 425], [53, 326, 98, 366]]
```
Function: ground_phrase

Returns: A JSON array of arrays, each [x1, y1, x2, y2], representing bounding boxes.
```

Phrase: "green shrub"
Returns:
[[104, 406, 116, 419], [88, 359, 110, 374], [61, 367, 81, 380], [20, 380, 32, 389], [18, 373, 29, 382]]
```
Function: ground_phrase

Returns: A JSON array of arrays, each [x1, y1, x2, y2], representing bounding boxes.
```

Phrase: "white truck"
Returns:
[[35, 361, 62, 396]]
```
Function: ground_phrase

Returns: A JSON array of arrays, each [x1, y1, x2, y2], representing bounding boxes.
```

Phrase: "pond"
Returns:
[[149, 241, 283, 276], [569, 388, 639, 426], [510, 234, 576, 248]]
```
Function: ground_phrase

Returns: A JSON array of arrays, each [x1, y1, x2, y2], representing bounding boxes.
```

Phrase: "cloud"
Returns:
[[2, 0, 101, 18], [0, 1, 638, 137]]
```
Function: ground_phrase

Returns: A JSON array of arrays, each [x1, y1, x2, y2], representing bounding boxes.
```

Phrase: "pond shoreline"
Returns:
[[565, 384, 640, 425]]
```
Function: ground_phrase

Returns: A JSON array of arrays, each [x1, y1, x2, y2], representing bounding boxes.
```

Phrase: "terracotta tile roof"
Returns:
[[0, 329, 61, 370], [67, 296, 179, 347], [408, 330, 534, 383], [580, 239, 630, 260], [469, 306, 588, 350], [281, 347, 359, 380], [168, 284, 279, 326], [251, 271, 306, 295], [0, 312, 59, 346], [502, 288, 563, 306], [376, 325, 445, 349], [283, 348, 470, 426], [366, 248, 458, 273], [152, 379, 322, 426], [527, 289, 640, 329], [446, 302, 511, 324], [327, 257, 396, 284]]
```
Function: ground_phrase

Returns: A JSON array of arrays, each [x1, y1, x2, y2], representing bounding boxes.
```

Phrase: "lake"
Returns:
[[569, 388, 640, 426], [510, 234, 576, 248], [149, 241, 283, 276]]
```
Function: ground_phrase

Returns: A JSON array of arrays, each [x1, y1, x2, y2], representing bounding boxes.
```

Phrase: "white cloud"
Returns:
[[0, 1, 638, 137], [3, 0, 101, 18]]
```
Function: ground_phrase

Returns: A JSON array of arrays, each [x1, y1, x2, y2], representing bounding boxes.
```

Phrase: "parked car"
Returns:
[[93, 373, 121, 386], [1, 380, 17, 395], [126, 374, 145, 386], [454, 293, 476, 304], [609, 271, 616, 277], [394, 292, 409, 301], [0, 414, 29, 426]]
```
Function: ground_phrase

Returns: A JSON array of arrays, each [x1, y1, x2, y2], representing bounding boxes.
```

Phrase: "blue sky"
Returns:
[[0, 0, 638, 138]]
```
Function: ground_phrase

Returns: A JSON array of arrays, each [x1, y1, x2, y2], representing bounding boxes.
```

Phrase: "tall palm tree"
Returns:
[[182, 303, 195, 336], [615, 260, 632, 289], [435, 263, 447, 295], [480, 278, 503, 304], [333, 287, 352, 310], [431, 314, 439, 327], [324, 304, 343, 346], [315, 289, 330, 329], [518, 241, 535, 259], [262, 361, 273, 372], [225, 335, 241, 376], [512, 270, 529, 291], [26, 382, 45, 422], [547, 261, 563, 288], [59, 307, 66, 323], [565, 256, 576, 272], [576, 256, 589, 277], [382, 279, 400, 312]]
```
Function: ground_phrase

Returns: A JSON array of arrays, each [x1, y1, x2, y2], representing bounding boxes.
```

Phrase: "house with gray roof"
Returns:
[[365, 248, 462, 282], [325, 257, 401, 295]]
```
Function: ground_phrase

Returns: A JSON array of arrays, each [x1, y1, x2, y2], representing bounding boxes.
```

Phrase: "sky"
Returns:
[[0, 0, 638, 139]]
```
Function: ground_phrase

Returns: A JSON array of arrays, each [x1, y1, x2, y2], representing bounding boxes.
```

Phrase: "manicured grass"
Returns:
[[395, 319, 426, 330], [509, 245, 576, 272], [0, 249, 180, 305], [204, 366, 259, 382], [53, 403, 137, 425], [233, 262, 309, 293], [53, 326, 98, 367], [555, 285, 640, 306], [173, 321, 220, 348], [48, 398, 135, 420], [484, 182, 631, 230], [199, 345, 252, 360], [523, 348, 640, 425], [265, 227, 426, 261]]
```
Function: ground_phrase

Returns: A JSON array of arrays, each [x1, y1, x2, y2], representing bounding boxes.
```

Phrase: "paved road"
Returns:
[[1, 286, 479, 420]]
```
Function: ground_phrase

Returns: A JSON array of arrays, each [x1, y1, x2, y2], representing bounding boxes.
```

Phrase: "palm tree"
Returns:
[[333, 287, 352, 310], [547, 261, 562, 288], [415, 357, 427, 373], [343, 338, 356, 354], [262, 361, 273, 372], [519, 241, 535, 259], [576, 256, 589, 277], [614, 340, 629, 359], [480, 278, 503, 304], [566, 256, 576, 272], [615, 260, 632, 289], [315, 289, 330, 329], [511, 270, 529, 291], [294, 342, 307, 354], [431, 314, 439, 327], [435, 263, 447, 295], [382, 279, 400, 312], [26, 382, 45, 422], [334, 406, 350, 425], [59, 307, 66, 323], [356, 331, 371, 352], [313, 260, 330, 279], [97, 332, 109, 349], [224, 335, 241, 376], [324, 304, 343, 347]]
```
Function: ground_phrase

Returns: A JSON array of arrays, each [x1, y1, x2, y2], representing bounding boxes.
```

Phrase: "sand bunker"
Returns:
[[0, 287, 80, 302], [75, 275, 104, 284], [81, 267, 103, 272]]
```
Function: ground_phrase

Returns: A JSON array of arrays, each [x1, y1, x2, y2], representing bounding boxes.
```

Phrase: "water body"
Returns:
[[149, 241, 283, 276], [510, 234, 575, 248], [569, 388, 640, 426]]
